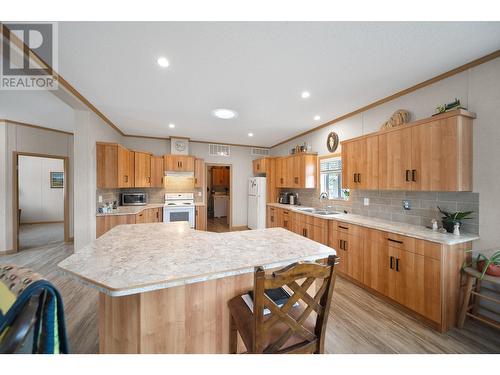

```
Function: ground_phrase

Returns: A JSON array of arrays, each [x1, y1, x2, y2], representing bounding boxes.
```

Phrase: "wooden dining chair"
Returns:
[[228, 254, 338, 354]]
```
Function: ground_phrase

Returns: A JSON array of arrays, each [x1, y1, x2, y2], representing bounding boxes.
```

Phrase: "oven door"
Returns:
[[163, 206, 195, 228]]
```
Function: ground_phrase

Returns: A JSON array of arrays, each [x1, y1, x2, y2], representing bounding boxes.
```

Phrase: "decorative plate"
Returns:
[[326, 132, 339, 153]]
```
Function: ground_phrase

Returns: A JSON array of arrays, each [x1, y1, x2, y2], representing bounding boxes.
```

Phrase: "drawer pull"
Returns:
[[388, 238, 403, 244], [339, 225, 348, 230]]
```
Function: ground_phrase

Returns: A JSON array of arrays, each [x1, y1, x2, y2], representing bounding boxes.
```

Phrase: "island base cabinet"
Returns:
[[99, 272, 255, 353]]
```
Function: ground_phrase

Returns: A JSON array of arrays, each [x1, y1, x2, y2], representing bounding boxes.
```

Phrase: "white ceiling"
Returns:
[[58, 22, 500, 147]]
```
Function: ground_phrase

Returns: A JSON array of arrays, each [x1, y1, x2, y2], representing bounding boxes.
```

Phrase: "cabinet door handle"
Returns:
[[344, 240, 348, 251], [339, 240, 343, 250], [353, 173, 357, 183], [294, 177, 299, 184], [405, 170, 410, 182], [396, 258, 400, 272], [357, 173, 361, 183], [390, 256, 394, 269], [124, 175, 128, 182], [411, 169, 417, 182], [388, 238, 403, 244]]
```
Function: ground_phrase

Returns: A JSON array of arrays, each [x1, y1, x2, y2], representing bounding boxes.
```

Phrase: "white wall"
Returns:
[[0, 120, 74, 252], [73, 110, 123, 250], [272, 58, 500, 251], [18, 156, 64, 223]]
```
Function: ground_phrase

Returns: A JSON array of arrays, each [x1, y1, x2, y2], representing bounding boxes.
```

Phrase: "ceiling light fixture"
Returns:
[[157, 57, 170, 68], [248, 132, 254, 137], [168, 123, 175, 128], [301, 91, 310, 99], [314, 115, 321, 121], [212, 108, 238, 120]]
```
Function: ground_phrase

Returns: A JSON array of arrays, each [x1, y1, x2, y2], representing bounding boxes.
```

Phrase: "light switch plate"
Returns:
[[363, 198, 369, 206], [403, 200, 411, 210], [98, 195, 103, 203]]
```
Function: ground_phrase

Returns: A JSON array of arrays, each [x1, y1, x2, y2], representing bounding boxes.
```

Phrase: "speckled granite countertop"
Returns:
[[96, 202, 206, 217], [58, 222, 335, 297], [267, 203, 479, 245]]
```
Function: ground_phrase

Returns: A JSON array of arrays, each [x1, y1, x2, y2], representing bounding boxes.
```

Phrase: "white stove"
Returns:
[[163, 193, 195, 228]]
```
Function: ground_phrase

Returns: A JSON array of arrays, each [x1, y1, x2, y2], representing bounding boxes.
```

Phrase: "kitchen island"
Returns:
[[58, 222, 335, 353]]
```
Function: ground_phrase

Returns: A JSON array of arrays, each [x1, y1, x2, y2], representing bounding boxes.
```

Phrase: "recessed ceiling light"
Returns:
[[301, 91, 310, 99], [168, 123, 175, 128], [157, 57, 169, 68], [248, 132, 254, 137], [212, 108, 238, 120], [314, 115, 321, 121]]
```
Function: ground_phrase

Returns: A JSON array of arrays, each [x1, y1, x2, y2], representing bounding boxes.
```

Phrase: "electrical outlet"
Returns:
[[197, 191, 202, 197], [98, 195, 103, 203], [363, 197, 370, 206], [403, 200, 411, 210]]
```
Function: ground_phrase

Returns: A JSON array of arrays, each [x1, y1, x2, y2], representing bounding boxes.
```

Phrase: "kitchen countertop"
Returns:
[[58, 222, 335, 296], [96, 202, 206, 216], [267, 203, 479, 245]]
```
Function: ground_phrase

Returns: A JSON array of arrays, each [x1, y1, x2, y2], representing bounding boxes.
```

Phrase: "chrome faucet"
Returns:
[[319, 192, 328, 210]]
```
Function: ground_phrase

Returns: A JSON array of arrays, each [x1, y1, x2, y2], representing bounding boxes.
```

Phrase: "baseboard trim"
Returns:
[[20, 220, 64, 225], [231, 226, 249, 231], [0, 249, 17, 255]]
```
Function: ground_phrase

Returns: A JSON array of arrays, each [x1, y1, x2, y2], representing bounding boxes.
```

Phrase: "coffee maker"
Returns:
[[278, 192, 289, 204]]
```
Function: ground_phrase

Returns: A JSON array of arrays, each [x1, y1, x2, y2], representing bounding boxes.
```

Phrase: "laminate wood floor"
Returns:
[[19, 223, 64, 250], [2, 241, 499, 354], [207, 217, 230, 233]]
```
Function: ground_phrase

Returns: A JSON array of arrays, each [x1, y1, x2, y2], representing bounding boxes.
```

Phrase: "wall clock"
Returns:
[[170, 137, 189, 155], [326, 132, 339, 153]]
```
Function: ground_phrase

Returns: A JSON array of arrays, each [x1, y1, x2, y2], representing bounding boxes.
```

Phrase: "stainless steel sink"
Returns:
[[295, 207, 339, 216]]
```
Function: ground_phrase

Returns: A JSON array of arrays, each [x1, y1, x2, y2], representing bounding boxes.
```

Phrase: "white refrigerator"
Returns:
[[247, 177, 267, 230]]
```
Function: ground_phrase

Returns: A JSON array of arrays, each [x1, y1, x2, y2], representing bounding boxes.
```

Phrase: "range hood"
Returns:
[[163, 171, 194, 192]]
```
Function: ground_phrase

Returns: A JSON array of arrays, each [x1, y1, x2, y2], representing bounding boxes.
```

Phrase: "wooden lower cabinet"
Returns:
[[195, 205, 207, 230], [96, 207, 164, 238], [266, 205, 468, 332], [96, 214, 136, 238]]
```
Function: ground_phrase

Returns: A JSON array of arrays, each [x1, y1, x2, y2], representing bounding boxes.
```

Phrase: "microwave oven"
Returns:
[[121, 193, 148, 206]]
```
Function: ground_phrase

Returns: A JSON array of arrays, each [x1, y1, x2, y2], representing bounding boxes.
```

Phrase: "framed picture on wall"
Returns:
[[50, 172, 64, 188]]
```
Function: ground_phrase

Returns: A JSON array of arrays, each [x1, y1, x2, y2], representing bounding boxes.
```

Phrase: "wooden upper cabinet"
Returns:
[[343, 136, 379, 189], [253, 158, 268, 175], [379, 127, 412, 190], [274, 154, 317, 189], [134, 152, 152, 188], [164, 155, 195, 172], [194, 158, 205, 188], [150, 156, 164, 188], [411, 116, 472, 191], [212, 166, 229, 187], [343, 110, 474, 192], [97, 143, 134, 188]]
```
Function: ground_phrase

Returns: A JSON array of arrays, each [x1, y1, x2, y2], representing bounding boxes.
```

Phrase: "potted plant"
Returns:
[[438, 207, 473, 233], [476, 250, 500, 278]]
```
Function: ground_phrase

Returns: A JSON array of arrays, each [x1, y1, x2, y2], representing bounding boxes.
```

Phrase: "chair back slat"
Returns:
[[252, 254, 338, 354]]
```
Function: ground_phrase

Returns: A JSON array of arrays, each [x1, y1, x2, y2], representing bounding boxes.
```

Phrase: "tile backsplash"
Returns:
[[279, 188, 479, 234], [97, 187, 204, 208]]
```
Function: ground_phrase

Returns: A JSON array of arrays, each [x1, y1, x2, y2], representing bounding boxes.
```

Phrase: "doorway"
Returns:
[[206, 164, 232, 233], [13, 152, 70, 252]]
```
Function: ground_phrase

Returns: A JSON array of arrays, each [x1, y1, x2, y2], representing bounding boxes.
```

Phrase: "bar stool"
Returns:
[[228, 255, 338, 354], [457, 266, 500, 330]]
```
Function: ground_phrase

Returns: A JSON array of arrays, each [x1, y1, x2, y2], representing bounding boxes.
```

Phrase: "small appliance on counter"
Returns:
[[278, 192, 290, 204], [288, 192, 298, 205], [121, 192, 148, 206]]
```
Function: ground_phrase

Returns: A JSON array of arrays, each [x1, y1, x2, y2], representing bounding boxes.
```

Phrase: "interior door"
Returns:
[[379, 127, 412, 190]]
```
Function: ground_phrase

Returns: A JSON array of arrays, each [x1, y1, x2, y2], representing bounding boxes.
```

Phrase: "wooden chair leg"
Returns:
[[229, 315, 238, 354], [472, 278, 482, 314], [458, 275, 474, 329]]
